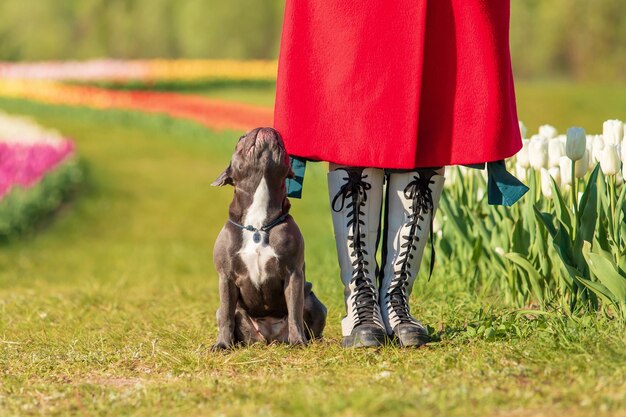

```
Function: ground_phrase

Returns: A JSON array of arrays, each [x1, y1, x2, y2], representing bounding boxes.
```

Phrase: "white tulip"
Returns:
[[585, 135, 594, 153], [476, 187, 485, 201], [600, 145, 621, 176], [0, 111, 65, 147], [519, 121, 528, 139], [575, 149, 589, 178], [515, 163, 528, 182], [516, 139, 531, 169], [602, 119, 623, 146], [529, 135, 549, 170], [560, 157, 573, 185], [591, 135, 604, 165], [557, 134, 567, 145], [586, 136, 595, 170], [621, 139, 626, 165], [549, 166, 561, 185], [541, 169, 554, 198], [566, 127, 586, 161], [539, 124, 558, 139], [433, 214, 442, 234], [548, 139, 565, 168]]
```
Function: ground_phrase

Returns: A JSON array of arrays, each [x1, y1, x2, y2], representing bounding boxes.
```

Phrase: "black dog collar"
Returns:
[[228, 212, 289, 243]]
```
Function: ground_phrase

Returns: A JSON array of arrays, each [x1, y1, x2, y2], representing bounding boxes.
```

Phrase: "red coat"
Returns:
[[273, 1, 522, 169]]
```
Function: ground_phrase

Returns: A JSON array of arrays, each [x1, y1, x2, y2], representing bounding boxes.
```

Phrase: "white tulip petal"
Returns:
[[566, 127, 586, 161], [539, 124, 558, 139], [600, 145, 621, 176]]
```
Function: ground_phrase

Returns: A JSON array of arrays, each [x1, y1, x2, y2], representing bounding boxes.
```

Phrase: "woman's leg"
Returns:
[[378, 167, 445, 347], [327, 164, 387, 347]]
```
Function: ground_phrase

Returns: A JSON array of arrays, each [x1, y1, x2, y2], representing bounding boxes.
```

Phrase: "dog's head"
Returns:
[[212, 127, 294, 189]]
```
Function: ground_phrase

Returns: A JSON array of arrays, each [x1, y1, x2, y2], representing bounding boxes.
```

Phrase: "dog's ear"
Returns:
[[211, 163, 234, 187]]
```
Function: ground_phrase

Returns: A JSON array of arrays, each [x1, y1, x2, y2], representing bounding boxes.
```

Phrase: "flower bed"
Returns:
[[0, 59, 277, 83], [0, 111, 81, 239], [0, 80, 273, 131], [438, 119, 626, 318]]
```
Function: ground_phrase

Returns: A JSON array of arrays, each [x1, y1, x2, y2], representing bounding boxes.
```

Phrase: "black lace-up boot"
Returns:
[[328, 167, 387, 347], [379, 168, 445, 347]]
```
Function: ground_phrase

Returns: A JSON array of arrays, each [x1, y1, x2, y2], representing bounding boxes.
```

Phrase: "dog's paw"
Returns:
[[288, 335, 308, 347], [210, 341, 233, 352]]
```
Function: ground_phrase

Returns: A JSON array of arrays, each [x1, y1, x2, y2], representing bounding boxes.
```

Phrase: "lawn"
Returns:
[[0, 82, 625, 417]]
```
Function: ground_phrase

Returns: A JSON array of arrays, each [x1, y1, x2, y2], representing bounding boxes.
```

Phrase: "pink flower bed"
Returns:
[[0, 141, 74, 199], [0, 112, 76, 199]]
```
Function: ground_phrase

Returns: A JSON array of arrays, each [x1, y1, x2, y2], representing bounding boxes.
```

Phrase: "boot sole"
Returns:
[[395, 333, 430, 348], [342, 332, 388, 348]]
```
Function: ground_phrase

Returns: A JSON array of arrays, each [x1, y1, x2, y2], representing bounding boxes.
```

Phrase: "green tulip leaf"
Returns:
[[550, 174, 573, 235], [583, 251, 626, 303], [504, 252, 544, 306], [578, 164, 600, 220], [577, 276, 621, 315], [534, 207, 557, 239], [576, 167, 598, 246]]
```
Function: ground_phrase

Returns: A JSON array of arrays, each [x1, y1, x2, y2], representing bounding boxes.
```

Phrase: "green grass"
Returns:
[[0, 86, 625, 416]]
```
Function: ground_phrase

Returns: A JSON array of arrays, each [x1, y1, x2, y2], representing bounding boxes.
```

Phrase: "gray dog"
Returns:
[[211, 127, 327, 350]]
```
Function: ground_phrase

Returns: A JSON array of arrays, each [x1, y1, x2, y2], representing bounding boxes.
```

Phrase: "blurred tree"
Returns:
[[510, 0, 625, 81], [0, 0, 623, 81]]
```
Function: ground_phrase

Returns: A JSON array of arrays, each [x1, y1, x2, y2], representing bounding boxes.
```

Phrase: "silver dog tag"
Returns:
[[253, 231, 262, 244]]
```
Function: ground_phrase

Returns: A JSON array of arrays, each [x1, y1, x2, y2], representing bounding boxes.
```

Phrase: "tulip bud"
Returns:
[[476, 187, 485, 201], [515, 163, 528, 182], [529, 135, 549, 170], [575, 149, 589, 178], [539, 124, 558, 139], [541, 168, 554, 198], [586, 136, 595, 170], [519, 121, 527, 139], [548, 139, 565, 168], [516, 139, 531, 169], [621, 139, 626, 165], [585, 135, 594, 152], [566, 127, 586, 161], [549, 166, 561, 185], [602, 119, 624, 146], [433, 214, 442, 234], [591, 135, 604, 165], [560, 156, 572, 185], [600, 145, 621, 176]]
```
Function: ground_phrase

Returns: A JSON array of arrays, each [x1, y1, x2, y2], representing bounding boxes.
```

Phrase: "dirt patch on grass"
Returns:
[[492, 407, 626, 417], [82, 375, 146, 388]]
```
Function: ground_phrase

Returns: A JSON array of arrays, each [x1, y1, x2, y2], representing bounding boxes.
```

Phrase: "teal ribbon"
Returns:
[[466, 160, 529, 206], [286, 156, 306, 199], [486, 160, 529, 206]]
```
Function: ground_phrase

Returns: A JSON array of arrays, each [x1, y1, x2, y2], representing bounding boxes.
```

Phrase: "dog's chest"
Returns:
[[238, 178, 278, 288]]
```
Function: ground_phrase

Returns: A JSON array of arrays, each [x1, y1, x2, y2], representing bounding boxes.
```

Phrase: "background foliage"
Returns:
[[0, 0, 624, 81]]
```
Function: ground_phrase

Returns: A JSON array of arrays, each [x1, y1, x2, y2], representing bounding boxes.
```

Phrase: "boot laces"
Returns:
[[332, 170, 378, 326], [388, 170, 437, 324]]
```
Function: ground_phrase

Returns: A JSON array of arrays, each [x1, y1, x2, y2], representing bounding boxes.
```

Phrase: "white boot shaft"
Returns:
[[328, 167, 385, 337], [379, 169, 445, 334]]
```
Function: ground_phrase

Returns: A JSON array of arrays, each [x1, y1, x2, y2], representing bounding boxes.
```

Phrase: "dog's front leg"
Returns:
[[212, 274, 238, 351], [284, 269, 307, 346]]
